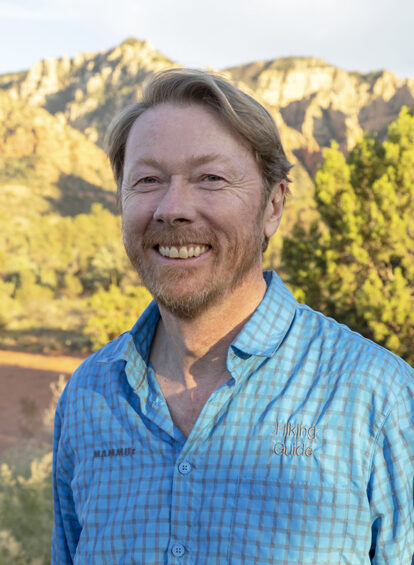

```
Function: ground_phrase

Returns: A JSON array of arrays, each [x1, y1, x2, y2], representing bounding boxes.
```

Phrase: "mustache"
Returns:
[[141, 226, 218, 250]]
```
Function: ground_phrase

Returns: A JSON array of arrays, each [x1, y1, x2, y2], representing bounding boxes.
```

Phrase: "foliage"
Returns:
[[85, 284, 152, 349], [0, 371, 70, 565], [0, 198, 137, 351], [0, 189, 147, 351], [282, 107, 414, 364], [0, 280, 18, 329], [0, 452, 53, 565]]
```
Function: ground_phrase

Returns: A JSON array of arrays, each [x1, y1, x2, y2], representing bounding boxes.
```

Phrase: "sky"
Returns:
[[0, 0, 413, 78]]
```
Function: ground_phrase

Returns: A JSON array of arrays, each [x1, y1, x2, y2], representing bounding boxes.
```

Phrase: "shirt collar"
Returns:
[[97, 270, 296, 365], [230, 270, 297, 358], [97, 300, 160, 365]]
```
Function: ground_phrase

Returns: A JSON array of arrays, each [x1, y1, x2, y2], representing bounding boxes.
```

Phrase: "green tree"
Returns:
[[282, 107, 414, 364], [84, 284, 152, 350]]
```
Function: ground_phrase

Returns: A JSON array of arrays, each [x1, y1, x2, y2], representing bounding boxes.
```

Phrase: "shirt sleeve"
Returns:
[[51, 387, 81, 564], [368, 378, 414, 564]]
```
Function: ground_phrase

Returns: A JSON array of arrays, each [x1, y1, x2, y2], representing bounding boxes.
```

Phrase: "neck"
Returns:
[[150, 271, 267, 389]]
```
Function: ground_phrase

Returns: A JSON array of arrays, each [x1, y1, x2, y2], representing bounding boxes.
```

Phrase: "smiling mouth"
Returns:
[[157, 244, 210, 259]]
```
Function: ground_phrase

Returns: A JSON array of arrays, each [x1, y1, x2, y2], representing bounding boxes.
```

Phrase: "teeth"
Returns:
[[158, 245, 208, 259], [169, 246, 179, 258]]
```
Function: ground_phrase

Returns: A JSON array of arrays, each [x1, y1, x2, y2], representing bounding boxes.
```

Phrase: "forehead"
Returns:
[[124, 103, 253, 166]]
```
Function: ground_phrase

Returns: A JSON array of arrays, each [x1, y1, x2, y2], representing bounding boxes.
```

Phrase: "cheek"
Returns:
[[122, 199, 154, 233]]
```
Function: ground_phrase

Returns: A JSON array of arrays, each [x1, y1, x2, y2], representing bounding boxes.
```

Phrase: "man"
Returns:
[[52, 68, 414, 564]]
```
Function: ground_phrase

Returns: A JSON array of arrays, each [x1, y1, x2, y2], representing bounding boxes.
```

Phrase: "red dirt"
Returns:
[[0, 351, 85, 456]]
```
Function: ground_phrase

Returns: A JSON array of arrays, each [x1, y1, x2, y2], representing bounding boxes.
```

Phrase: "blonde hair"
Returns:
[[106, 68, 292, 211]]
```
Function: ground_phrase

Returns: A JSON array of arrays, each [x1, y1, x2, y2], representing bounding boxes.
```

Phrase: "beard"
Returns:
[[123, 219, 264, 320]]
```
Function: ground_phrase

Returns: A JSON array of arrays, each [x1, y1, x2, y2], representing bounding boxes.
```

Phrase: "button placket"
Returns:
[[169, 456, 193, 561]]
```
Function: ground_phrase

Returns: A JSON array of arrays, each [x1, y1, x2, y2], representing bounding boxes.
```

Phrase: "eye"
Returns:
[[204, 174, 223, 182], [132, 176, 161, 190], [139, 176, 158, 184], [130, 175, 162, 192], [198, 173, 226, 191]]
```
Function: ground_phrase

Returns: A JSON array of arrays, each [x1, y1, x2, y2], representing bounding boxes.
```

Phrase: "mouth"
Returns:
[[156, 244, 210, 259]]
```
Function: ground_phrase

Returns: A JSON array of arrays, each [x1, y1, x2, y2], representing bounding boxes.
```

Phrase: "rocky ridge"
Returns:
[[227, 57, 414, 173], [0, 38, 176, 147], [2, 39, 413, 183]]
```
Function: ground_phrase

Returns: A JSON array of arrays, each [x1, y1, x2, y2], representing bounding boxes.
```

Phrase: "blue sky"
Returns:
[[0, 0, 413, 78]]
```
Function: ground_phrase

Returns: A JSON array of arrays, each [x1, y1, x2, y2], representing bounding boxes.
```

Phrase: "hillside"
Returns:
[[0, 89, 115, 217], [0, 90, 121, 352]]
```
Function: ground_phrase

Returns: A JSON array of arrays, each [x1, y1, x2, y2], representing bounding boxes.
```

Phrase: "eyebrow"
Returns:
[[131, 153, 228, 169]]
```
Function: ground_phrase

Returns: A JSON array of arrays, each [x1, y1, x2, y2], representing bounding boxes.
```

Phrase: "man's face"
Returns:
[[121, 103, 281, 318]]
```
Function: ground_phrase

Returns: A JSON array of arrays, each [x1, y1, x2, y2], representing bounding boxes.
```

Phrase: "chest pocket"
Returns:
[[228, 477, 349, 564]]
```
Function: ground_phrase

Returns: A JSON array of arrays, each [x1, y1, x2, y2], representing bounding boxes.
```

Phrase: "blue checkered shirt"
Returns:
[[52, 271, 414, 564]]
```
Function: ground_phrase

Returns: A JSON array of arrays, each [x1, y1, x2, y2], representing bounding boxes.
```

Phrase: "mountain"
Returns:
[[0, 38, 176, 148], [226, 57, 414, 175], [2, 40, 413, 182], [0, 89, 115, 217]]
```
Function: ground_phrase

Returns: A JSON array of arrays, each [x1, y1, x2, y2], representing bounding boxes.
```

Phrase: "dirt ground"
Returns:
[[0, 350, 85, 457]]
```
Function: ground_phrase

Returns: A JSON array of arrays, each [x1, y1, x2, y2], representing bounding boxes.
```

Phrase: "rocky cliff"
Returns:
[[227, 57, 414, 175]]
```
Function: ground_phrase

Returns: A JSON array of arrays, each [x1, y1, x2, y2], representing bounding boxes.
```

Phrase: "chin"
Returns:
[[151, 281, 226, 319]]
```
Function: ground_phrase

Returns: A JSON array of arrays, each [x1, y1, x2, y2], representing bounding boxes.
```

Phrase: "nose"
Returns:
[[153, 177, 196, 225]]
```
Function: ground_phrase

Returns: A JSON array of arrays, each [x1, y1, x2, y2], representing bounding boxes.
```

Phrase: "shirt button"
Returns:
[[178, 461, 192, 475], [171, 542, 185, 556]]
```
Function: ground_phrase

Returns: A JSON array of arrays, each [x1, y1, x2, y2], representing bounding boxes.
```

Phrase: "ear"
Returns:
[[263, 181, 286, 239]]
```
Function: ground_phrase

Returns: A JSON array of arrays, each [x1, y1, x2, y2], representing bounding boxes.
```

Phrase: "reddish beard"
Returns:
[[122, 222, 264, 319]]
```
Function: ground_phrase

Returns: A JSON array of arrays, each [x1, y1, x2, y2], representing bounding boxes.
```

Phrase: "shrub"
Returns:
[[0, 452, 53, 564]]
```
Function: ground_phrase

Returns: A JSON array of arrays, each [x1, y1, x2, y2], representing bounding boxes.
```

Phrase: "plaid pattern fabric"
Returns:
[[52, 271, 414, 564]]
